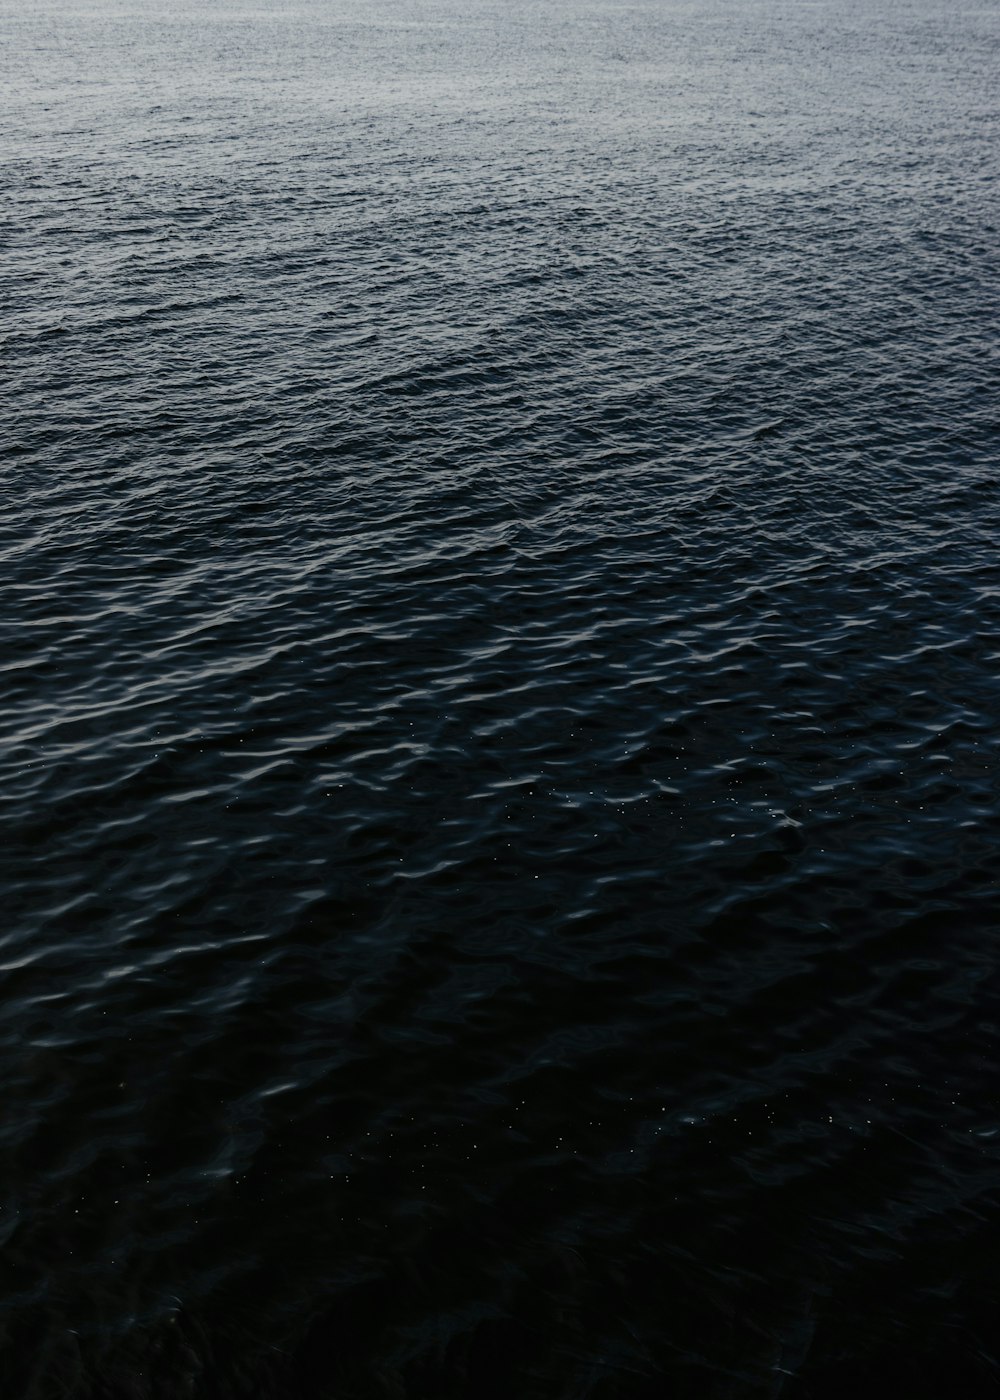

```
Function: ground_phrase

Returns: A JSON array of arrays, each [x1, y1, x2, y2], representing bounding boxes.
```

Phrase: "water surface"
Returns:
[[3, 0, 1000, 1394]]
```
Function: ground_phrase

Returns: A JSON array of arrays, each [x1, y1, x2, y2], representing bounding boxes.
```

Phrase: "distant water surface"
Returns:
[[3, 0, 1000, 1394]]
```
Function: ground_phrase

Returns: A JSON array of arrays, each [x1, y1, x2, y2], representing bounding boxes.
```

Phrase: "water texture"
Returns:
[[3, 0, 1000, 1393]]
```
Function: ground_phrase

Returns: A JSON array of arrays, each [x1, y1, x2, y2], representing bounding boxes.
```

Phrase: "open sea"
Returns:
[[3, 0, 1000, 1394]]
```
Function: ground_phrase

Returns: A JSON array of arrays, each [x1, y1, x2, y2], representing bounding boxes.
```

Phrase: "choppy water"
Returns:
[[4, 0, 1000, 1393]]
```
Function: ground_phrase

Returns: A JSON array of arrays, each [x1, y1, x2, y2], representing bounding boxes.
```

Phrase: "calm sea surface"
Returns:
[[3, 0, 1000, 1394]]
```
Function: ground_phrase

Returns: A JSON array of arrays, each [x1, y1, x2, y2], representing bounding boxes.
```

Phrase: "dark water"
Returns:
[[4, 0, 1000, 1393]]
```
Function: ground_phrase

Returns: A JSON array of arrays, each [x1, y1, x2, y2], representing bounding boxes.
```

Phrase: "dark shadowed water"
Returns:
[[4, 0, 1000, 1394]]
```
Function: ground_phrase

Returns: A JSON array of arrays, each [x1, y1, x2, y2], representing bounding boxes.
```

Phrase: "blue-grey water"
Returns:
[[4, 0, 1000, 1394]]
